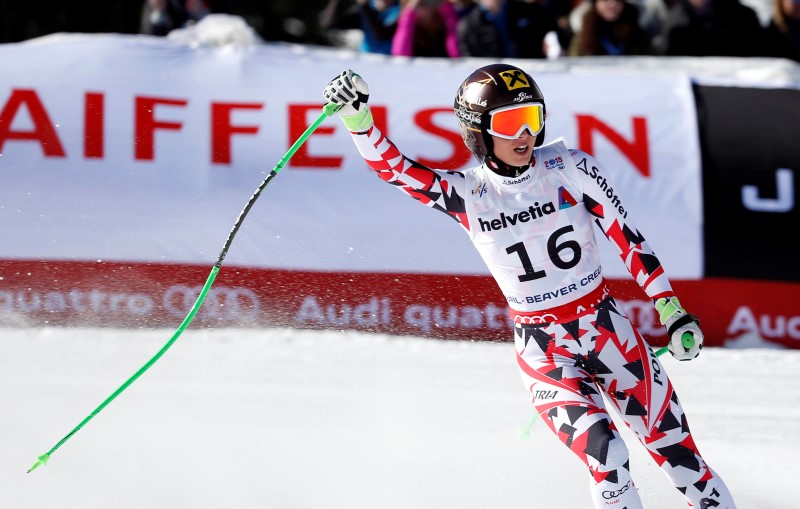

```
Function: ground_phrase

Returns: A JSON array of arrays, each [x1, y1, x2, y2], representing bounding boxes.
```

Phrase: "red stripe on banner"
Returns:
[[0, 259, 798, 349]]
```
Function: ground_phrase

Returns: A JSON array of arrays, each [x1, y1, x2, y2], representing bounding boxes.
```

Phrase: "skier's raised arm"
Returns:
[[323, 69, 470, 229]]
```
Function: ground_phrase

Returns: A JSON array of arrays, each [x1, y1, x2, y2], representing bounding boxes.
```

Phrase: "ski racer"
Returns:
[[322, 64, 736, 508]]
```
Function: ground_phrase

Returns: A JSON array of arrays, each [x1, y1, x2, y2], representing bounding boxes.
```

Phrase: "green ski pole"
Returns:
[[28, 102, 341, 474]]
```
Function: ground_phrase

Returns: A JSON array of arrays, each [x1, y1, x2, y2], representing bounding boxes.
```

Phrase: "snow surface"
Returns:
[[3, 327, 798, 508]]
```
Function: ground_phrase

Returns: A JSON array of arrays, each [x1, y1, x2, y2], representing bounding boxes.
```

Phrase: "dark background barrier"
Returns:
[[697, 85, 800, 282], [0, 0, 332, 45]]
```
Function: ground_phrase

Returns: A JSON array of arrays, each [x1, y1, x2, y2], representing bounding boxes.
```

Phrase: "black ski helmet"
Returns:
[[453, 64, 546, 163]]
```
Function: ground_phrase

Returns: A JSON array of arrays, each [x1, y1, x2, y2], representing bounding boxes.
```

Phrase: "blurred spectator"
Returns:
[[392, 0, 461, 57], [457, 0, 561, 58], [511, 0, 564, 58], [141, 0, 229, 36], [636, 0, 676, 54], [569, 0, 652, 55], [185, 0, 211, 25], [538, 0, 580, 50], [764, 0, 800, 61], [449, 0, 478, 17], [320, 0, 401, 54], [141, 0, 187, 36], [660, 0, 772, 56], [457, 0, 511, 57]]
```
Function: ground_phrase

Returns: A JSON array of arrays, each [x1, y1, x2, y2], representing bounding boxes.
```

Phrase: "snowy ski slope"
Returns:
[[2, 327, 797, 508]]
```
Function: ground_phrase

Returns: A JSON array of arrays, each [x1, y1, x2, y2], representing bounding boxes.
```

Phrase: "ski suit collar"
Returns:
[[484, 155, 538, 190]]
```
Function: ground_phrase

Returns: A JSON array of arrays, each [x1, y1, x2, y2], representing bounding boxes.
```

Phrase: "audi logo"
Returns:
[[163, 285, 260, 320], [515, 313, 558, 325], [602, 480, 632, 499]]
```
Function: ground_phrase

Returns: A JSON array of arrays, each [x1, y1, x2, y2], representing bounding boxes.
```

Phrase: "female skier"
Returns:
[[322, 64, 736, 508]]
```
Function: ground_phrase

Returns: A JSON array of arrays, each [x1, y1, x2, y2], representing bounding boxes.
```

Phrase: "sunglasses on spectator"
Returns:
[[487, 103, 545, 139]]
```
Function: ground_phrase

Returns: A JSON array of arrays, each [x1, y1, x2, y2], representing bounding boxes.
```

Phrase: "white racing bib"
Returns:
[[351, 127, 673, 314], [462, 139, 603, 312]]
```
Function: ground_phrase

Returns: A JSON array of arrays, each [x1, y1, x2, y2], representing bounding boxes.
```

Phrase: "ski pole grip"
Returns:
[[681, 331, 696, 349], [666, 313, 698, 338], [323, 102, 342, 116]]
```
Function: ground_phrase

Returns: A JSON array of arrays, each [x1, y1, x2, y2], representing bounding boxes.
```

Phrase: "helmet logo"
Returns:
[[500, 70, 530, 91], [513, 92, 534, 103], [459, 82, 488, 107], [455, 107, 481, 126]]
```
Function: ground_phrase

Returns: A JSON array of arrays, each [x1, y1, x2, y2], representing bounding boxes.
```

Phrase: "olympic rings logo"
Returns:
[[163, 285, 260, 321]]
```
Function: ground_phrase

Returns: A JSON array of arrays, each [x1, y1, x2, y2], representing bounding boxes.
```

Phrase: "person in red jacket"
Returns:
[[323, 64, 737, 508]]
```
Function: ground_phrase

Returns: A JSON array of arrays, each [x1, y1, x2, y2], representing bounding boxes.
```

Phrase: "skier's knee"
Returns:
[[605, 434, 631, 472], [585, 430, 637, 506], [584, 422, 630, 475]]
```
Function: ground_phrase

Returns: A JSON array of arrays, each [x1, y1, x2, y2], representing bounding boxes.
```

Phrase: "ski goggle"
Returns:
[[486, 103, 545, 139]]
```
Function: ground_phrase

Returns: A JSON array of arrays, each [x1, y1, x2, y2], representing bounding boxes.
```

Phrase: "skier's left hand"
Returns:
[[655, 296, 703, 361]]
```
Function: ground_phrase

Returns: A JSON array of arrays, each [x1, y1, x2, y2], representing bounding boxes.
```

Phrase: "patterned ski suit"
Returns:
[[346, 123, 736, 508]]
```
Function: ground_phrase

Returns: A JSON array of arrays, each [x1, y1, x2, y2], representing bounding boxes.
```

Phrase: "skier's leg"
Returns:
[[592, 300, 737, 508], [515, 322, 644, 509], [612, 366, 736, 508]]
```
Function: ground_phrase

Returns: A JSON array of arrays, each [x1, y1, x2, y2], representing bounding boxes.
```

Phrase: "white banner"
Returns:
[[0, 34, 701, 278]]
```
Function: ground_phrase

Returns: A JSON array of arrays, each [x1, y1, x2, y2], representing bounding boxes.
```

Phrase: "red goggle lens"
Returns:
[[488, 104, 544, 139]]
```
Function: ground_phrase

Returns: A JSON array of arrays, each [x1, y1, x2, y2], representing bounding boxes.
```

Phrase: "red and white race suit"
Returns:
[[346, 123, 736, 509]]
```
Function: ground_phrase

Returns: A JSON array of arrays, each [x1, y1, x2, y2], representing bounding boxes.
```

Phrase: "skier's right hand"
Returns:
[[323, 69, 373, 132]]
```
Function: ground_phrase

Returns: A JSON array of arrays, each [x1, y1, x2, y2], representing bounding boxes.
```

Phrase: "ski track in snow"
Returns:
[[2, 327, 797, 509]]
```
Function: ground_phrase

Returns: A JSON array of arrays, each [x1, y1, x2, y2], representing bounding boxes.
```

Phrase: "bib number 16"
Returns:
[[505, 225, 582, 282]]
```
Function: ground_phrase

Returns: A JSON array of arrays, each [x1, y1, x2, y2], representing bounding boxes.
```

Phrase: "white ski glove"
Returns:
[[323, 69, 373, 132], [655, 296, 703, 361]]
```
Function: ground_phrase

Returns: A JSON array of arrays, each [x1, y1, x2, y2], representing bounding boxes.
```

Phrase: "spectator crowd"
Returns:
[[1, 0, 798, 62], [315, 0, 800, 61]]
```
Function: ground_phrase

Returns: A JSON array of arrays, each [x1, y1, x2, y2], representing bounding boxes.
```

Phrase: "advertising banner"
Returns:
[[1, 34, 797, 348], [0, 35, 701, 277], [3, 260, 799, 348]]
